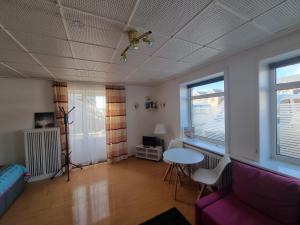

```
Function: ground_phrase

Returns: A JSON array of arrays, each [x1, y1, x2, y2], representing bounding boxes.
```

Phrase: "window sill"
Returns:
[[181, 138, 225, 155], [230, 155, 300, 179], [257, 158, 300, 179]]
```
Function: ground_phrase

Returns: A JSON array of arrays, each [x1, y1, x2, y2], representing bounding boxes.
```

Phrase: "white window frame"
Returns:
[[270, 59, 300, 164], [188, 76, 225, 147]]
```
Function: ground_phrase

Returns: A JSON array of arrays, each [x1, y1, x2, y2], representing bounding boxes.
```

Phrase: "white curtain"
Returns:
[[68, 84, 106, 165]]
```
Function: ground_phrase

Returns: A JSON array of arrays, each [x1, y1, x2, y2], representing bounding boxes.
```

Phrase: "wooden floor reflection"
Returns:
[[0, 158, 197, 225]]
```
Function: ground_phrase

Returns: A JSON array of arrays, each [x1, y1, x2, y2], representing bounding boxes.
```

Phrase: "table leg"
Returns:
[[178, 165, 187, 177], [197, 184, 206, 199], [174, 164, 179, 200], [163, 163, 172, 181], [168, 163, 174, 184]]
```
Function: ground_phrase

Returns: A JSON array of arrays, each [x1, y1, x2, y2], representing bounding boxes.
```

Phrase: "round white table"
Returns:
[[163, 148, 204, 200]]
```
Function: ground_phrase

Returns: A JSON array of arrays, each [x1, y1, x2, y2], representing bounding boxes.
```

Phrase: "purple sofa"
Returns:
[[195, 161, 300, 225]]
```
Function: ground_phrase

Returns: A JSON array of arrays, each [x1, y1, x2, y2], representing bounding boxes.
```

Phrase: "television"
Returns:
[[143, 136, 157, 147]]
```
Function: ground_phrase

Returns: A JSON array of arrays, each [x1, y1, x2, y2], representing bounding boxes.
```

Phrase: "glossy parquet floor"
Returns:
[[0, 158, 198, 225]]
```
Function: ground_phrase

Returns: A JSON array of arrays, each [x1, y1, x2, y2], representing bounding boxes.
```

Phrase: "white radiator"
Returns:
[[24, 128, 61, 182]]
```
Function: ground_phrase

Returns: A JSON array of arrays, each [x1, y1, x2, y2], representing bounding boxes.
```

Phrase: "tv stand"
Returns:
[[136, 145, 162, 161]]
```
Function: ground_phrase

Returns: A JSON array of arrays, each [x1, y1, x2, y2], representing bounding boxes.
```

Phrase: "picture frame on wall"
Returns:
[[34, 112, 55, 128], [183, 127, 195, 138]]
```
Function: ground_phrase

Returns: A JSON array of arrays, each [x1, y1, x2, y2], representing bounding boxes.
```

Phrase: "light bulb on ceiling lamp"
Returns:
[[120, 30, 153, 62], [120, 52, 127, 63], [129, 40, 139, 50], [143, 36, 154, 48]]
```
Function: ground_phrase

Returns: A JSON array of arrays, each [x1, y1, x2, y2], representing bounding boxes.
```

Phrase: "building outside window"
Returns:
[[188, 76, 225, 147], [270, 58, 300, 163]]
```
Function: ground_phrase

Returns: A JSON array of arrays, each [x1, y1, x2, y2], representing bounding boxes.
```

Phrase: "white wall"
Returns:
[[126, 85, 155, 155], [0, 78, 53, 165], [153, 29, 300, 162], [0, 78, 154, 164]]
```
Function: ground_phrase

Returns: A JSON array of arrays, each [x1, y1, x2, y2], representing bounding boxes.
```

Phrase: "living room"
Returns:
[[0, 1, 300, 225]]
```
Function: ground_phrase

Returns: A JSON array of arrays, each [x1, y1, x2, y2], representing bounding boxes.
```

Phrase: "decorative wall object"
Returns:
[[34, 112, 55, 128], [145, 97, 166, 110], [134, 102, 139, 109], [183, 127, 195, 138]]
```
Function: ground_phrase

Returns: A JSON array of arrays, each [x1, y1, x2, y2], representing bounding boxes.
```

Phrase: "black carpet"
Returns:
[[140, 207, 192, 225]]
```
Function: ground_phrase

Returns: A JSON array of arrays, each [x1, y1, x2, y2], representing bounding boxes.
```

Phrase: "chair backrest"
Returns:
[[212, 154, 231, 181], [168, 139, 183, 149]]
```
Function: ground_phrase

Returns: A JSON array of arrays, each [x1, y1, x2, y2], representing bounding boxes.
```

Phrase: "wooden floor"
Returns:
[[0, 158, 198, 225]]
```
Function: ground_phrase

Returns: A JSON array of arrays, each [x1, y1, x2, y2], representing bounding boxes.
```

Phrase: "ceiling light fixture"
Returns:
[[120, 29, 153, 62]]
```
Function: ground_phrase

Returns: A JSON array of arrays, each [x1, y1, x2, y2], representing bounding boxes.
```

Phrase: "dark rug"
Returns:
[[140, 207, 191, 225]]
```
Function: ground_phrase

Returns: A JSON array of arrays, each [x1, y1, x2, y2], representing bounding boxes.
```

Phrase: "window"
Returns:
[[188, 76, 225, 146], [270, 57, 300, 162], [68, 84, 107, 165]]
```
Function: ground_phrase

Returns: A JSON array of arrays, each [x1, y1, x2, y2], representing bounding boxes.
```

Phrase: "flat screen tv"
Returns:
[[143, 136, 157, 147]]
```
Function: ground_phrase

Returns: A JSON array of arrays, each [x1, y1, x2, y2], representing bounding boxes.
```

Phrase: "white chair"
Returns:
[[191, 154, 231, 199], [163, 139, 183, 181], [167, 139, 183, 149]]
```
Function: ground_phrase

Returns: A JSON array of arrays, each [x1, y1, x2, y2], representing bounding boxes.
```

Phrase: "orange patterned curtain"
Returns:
[[53, 81, 68, 152], [106, 85, 128, 163]]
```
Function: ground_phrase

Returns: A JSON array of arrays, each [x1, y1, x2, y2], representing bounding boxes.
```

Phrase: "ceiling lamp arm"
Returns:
[[136, 31, 152, 42], [121, 45, 130, 57], [120, 30, 153, 62]]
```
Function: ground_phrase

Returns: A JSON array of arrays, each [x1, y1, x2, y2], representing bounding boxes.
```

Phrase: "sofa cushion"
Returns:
[[232, 161, 300, 224], [202, 194, 282, 225], [195, 191, 229, 225]]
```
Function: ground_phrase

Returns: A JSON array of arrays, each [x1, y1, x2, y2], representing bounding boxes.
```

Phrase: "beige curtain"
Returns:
[[105, 85, 128, 163], [53, 81, 68, 152]]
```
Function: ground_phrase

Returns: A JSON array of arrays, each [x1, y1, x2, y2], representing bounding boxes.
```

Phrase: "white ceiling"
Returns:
[[0, 0, 300, 85]]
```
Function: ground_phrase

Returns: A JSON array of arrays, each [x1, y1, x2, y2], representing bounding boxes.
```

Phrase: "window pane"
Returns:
[[191, 96, 225, 146], [191, 80, 224, 96], [276, 63, 300, 84], [277, 88, 300, 159]]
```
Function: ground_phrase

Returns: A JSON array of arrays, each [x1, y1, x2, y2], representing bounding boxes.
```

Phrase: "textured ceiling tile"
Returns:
[[47, 67, 80, 77], [33, 54, 78, 68], [181, 47, 221, 64], [130, 0, 212, 35], [50, 68, 122, 80], [0, 63, 22, 77], [106, 64, 136, 75], [10, 31, 73, 57], [75, 59, 110, 71], [208, 23, 270, 52], [254, 0, 300, 33], [0, 0, 67, 39], [218, 0, 285, 19], [176, 2, 245, 45], [74, 59, 134, 75], [134, 69, 173, 78], [118, 30, 169, 56], [4, 62, 50, 77], [63, 8, 123, 48], [0, 51, 37, 65], [126, 71, 161, 82], [70, 42, 114, 61], [156, 38, 201, 61], [112, 51, 149, 67], [125, 74, 161, 85], [142, 56, 192, 75], [56, 70, 125, 82], [61, 0, 137, 23], [0, 29, 23, 52], [141, 57, 177, 72]]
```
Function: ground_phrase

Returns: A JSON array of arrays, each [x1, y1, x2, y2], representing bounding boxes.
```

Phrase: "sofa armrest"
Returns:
[[195, 190, 230, 225]]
